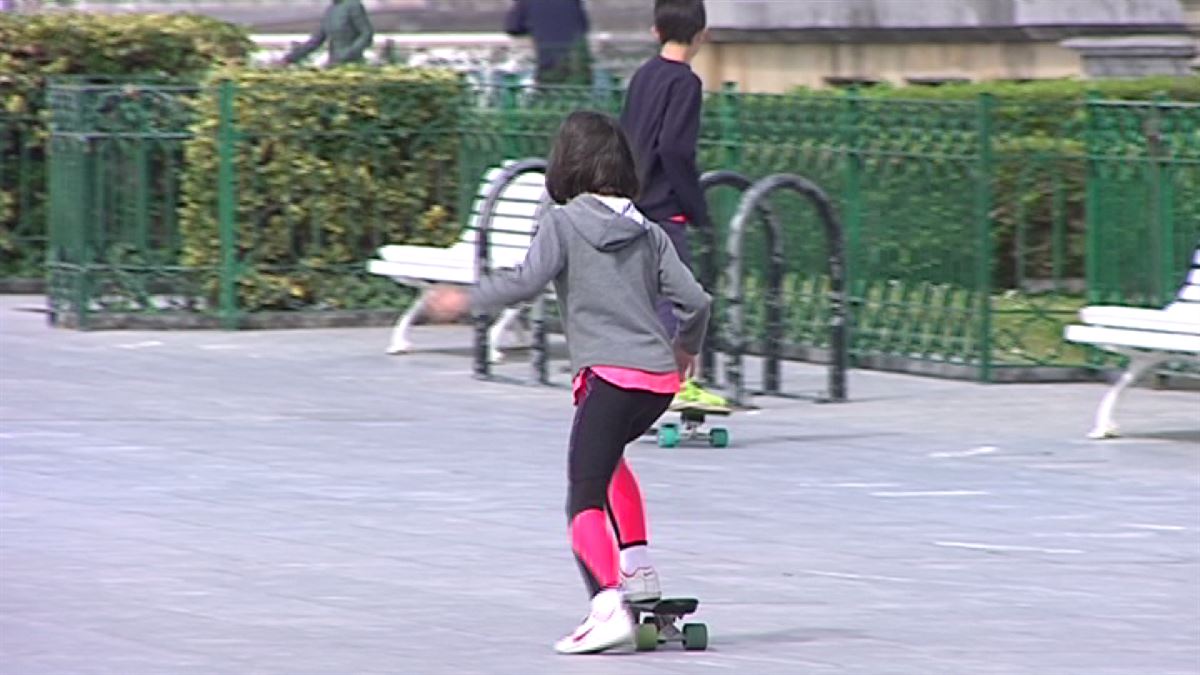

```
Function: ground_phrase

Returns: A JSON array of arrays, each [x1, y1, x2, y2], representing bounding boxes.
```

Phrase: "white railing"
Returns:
[[250, 32, 652, 79], [251, 33, 534, 72]]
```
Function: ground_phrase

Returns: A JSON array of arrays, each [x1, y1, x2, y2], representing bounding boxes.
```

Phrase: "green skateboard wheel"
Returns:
[[709, 428, 729, 448], [635, 623, 659, 651], [682, 622, 708, 651], [657, 423, 680, 448]]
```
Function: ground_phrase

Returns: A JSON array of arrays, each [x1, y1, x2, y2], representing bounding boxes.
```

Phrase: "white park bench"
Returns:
[[1064, 246, 1200, 438], [367, 166, 548, 362]]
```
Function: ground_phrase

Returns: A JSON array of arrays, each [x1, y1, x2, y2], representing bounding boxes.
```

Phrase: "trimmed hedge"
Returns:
[[0, 12, 252, 276], [880, 80, 1197, 292], [0, 12, 252, 82], [178, 67, 464, 312]]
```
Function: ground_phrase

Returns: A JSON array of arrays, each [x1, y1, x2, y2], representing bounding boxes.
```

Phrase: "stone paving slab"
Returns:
[[1, 297, 1197, 675]]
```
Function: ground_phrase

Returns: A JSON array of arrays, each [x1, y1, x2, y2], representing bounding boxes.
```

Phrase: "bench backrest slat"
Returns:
[[456, 169, 548, 254], [461, 217, 541, 246], [482, 231, 540, 250], [1161, 246, 1200, 317], [1174, 247, 1200, 306], [474, 183, 545, 203], [468, 200, 542, 222]]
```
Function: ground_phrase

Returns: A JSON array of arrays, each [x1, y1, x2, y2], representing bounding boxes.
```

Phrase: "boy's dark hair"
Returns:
[[654, 0, 706, 44], [545, 111, 640, 205]]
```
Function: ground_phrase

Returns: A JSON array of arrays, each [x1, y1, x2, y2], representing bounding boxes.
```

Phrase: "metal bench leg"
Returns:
[[1089, 350, 1162, 439], [488, 306, 525, 364], [387, 292, 428, 355]]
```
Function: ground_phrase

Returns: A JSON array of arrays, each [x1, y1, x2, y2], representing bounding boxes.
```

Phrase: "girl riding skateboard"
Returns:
[[424, 110, 711, 654]]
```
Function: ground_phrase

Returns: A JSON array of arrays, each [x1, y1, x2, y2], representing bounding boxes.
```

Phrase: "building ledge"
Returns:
[[1061, 34, 1198, 77], [710, 24, 1191, 45]]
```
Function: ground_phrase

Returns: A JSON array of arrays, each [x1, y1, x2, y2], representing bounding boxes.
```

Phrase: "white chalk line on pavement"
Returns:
[[116, 340, 163, 349], [1033, 531, 1154, 539], [800, 568, 1099, 597], [928, 445, 998, 458], [0, 431, 84, 439], [933, 541, 1085, 555], [871, 490, 990, 497]]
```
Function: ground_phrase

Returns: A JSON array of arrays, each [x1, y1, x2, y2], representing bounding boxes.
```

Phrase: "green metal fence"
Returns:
[[691, 91, 1198, 379], [46, 75, 460, 327], [457, 79, 623, 220], [0, 107, 44, 278], [697, 92, 997, 377], [41, 77, 1200, 381], [46, 80, 202, 319], [1087, 99, 1200, 307]]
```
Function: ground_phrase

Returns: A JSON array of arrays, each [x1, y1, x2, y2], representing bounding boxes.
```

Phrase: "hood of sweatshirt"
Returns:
[[560, 194, 650, 252]]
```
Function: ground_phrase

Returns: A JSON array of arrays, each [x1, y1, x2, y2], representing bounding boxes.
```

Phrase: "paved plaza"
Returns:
[[1, 295, 1198, 675]]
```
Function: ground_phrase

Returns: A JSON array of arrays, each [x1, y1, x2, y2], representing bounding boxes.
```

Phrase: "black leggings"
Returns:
[[566, 372, 673, 519], [567, 372, 673, 595]]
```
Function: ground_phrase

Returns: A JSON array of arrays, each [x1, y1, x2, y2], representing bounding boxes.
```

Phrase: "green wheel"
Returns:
[[635, 623, 659, 651], [682, 622, 708, 651], [709, 427, 729, 448], [657, 423, 680, 448]]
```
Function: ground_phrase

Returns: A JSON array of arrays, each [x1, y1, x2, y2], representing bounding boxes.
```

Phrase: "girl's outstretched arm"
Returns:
[[425, 216, 566, 322]]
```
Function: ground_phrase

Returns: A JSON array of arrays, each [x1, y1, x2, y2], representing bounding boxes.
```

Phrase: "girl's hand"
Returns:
[[674, 343, 696, 380], [424, 286, 470, 323]]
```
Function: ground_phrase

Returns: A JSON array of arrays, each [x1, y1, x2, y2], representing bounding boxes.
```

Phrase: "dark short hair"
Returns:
[[654, 0, 706, 44], [545, 111, 640, 205]]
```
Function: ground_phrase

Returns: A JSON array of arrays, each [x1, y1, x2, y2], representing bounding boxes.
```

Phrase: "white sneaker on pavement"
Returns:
[[554, 589, 635, 655]]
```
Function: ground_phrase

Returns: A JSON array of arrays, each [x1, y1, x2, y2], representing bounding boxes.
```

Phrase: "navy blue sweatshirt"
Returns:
[[620, 56, 709, 228], [504, 0, 589, 78]]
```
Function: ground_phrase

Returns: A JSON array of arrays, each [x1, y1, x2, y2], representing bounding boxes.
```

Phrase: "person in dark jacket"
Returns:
[[505, 0, 593, 87], [283, 0, 374, 67]]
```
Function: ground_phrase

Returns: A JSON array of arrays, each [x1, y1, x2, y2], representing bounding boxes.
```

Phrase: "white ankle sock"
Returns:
[[619, 544, 653, 575], [592, 588, 623, 613]]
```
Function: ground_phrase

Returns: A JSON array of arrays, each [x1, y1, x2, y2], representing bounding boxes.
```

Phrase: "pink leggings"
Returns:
[[567, 373, 671, 597]]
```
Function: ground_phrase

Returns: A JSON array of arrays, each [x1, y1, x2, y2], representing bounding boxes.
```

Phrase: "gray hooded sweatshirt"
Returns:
[[469, 194, 711, 375]]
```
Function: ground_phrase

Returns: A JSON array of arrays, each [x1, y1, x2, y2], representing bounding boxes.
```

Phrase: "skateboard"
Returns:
[[653, 402, 732, 448], [629, 597, 707, 651]]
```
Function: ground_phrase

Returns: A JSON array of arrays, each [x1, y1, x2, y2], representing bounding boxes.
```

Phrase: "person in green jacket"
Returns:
[[283, 0, 374, 66]]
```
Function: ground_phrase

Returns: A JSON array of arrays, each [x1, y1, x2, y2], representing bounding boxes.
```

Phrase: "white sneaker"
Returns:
[[553, 589, 634, 655], [622, 566, 662, 604]]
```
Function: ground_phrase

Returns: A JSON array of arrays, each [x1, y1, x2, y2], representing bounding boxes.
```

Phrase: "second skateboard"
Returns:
[[654, 402, 732, 448]]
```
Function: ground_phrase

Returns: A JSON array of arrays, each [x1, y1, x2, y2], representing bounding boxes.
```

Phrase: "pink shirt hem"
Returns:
[[572, 366, 680, 404]]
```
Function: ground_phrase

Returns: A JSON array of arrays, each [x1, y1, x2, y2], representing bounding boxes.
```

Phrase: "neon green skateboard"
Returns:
[[654, 402, 732, 448]]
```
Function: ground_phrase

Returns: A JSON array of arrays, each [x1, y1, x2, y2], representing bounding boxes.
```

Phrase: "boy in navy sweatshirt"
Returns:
[[620, 0, 725, 406]]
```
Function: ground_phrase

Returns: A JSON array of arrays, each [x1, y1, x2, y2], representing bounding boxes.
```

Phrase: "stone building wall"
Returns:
[[696, 0, 1193, 91]]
